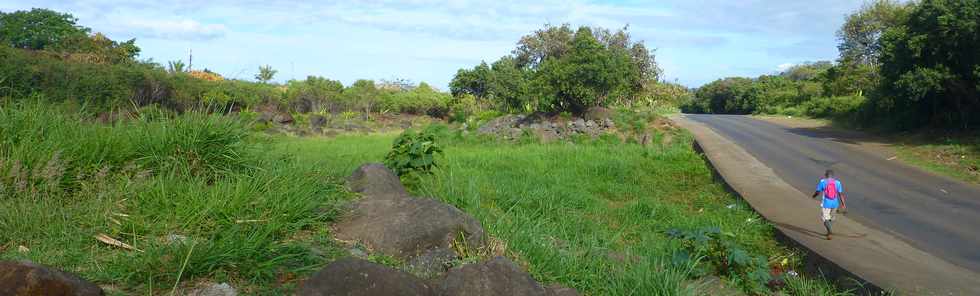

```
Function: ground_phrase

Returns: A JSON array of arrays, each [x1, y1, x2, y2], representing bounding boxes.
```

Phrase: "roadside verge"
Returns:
[[672, 115, 980, 296]]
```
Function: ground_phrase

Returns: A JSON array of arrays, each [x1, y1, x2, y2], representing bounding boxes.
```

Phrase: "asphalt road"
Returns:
[[685, 114, 980, 272]]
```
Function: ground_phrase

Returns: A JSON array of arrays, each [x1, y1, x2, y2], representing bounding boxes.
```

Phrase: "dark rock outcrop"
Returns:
[[346, 163, 409, 198], [298, 257, 434, 296], [332, 191, 485, 261], [435, 256, 548, 296], [0, 261, 103, 296]]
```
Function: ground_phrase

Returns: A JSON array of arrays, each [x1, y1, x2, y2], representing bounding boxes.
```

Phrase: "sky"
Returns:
[[0, 0, 867, 89]]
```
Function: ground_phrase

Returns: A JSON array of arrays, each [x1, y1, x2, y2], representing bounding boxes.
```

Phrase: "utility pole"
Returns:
[[188, 49, 194, 71]]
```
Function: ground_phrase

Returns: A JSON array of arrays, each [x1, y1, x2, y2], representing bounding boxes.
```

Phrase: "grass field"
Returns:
[[275, 125, 844, 295], [1, 102, 856, 295]]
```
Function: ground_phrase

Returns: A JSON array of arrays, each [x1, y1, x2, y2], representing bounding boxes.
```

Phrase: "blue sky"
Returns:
[[0, 0, 865, 89]]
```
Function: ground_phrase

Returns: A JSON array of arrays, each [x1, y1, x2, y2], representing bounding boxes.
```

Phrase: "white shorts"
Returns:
[[821, 207, 835, 221]]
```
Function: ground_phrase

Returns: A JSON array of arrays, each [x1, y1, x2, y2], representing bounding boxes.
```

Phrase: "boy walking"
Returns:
[[812, 170, 847, 240]]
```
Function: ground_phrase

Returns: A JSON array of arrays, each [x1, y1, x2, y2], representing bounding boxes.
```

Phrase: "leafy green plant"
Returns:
[[340, 111, 358, 121], [383, 127, 443, 176], [667, 227, 773, 293]]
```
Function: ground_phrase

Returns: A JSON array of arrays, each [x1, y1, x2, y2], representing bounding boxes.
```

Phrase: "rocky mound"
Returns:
[[477, 108, 616, 141], [299, 257, 434, 296], [335, 164, 485, 276], [0, 261, 103, 296], [310, 164, 580, 296]]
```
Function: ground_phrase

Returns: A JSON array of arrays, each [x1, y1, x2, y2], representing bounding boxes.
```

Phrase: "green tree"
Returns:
[[693, 77, 757, 114], [513, 24, 575, 68], [255, 65, 277, 83], [168, 60, 186, 73], [285, 76, 344, 113], [837, 0, 911, 67], [0, 8, 90, 50], [877, 0, 980, 128], [452, 24, 657, 114], [343, 79, 379, 113], [449, 61, 492, 98]]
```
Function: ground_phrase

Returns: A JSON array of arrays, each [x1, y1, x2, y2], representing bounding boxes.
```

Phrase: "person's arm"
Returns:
[[838, 181, 847, 213], [813, 179, 824, 199], [839, 190, 847, 212]]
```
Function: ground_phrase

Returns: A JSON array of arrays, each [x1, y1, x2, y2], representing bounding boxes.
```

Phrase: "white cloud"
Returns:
[[123, 18, 227, 41], [777, 63, 797, 72]]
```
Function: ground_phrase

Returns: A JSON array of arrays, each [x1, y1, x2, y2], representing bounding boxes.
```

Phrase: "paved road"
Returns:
[[685, 114, 980, 272]]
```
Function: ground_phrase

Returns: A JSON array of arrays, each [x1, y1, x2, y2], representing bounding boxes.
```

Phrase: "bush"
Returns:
[[801, 95, 865, 119], [667, 227, 773, 293], [377, 82, 451, 116], [383, 126, 443, 177]]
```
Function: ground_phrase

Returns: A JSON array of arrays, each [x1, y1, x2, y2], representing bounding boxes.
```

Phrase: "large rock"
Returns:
[[273, 112, 295, 125], [435, 256, 548, 296], [405, 248, 457, 278], [347, 163, 409, 198], [477, 115, 524, 135], [309, 114, 328, 129], [333, 192, 485, 261], [583, 106, 614, 121], [298, 257, 434, 296], [0, 261, 103, 296]]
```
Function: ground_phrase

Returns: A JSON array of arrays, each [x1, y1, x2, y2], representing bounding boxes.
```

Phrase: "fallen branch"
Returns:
[[95, 233, 143, 252]]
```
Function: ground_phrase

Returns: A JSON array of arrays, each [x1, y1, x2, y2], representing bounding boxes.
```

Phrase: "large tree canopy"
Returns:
[[451, 24, 659, 114], [0, 8, 90, 50], [877, 0, 980, 128]]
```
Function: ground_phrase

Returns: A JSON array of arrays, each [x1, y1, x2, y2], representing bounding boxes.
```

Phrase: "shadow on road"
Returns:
[[772, 221, 868, 240]]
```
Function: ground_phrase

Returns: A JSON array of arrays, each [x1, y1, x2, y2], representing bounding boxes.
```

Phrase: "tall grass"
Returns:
[[0, 101, 350, 294]]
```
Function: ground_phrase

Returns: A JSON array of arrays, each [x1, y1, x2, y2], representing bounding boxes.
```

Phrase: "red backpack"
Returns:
[[825, 178, 839, 200]]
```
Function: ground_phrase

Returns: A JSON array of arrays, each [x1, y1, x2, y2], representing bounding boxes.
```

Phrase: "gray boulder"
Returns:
[[406, 248, 457, 278], [273, 112, 295, 125], [333, 193, 485, 261], [347, 163, 409, 198], [435, 256, 548, 296], [583, 106, 614, 121], [298, 257, 434, 296], [310, 114, 328, 129], [0, 261, 103, 296]]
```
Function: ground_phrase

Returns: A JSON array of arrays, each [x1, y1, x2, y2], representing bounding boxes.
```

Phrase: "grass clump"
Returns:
[[0, 101, 350, 294]]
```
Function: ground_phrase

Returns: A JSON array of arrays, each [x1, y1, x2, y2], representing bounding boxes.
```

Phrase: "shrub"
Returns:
[[667, 227, 773, 293], [801, 95, 865, 119], [383, 126, 443, 177]]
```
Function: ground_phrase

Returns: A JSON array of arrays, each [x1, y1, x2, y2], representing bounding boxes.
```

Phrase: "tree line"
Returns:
[[682, 0, 979, 130], [450, 24, 690, 115], [0, 8, 451, 116]]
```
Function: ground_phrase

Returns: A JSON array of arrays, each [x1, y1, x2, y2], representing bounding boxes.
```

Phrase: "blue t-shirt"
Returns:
[[816, 178, 844, 209]]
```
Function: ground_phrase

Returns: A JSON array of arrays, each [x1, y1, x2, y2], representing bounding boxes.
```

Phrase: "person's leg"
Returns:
[[822, 208, 834, 239]]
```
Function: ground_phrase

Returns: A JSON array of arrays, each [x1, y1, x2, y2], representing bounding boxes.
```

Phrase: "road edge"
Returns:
[[672, 114, 980, 296]]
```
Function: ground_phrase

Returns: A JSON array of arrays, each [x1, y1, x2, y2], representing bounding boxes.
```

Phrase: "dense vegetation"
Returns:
[[450, 24, 689, 115], [0, 8, 452, 116], [682, 0, 980, 130]]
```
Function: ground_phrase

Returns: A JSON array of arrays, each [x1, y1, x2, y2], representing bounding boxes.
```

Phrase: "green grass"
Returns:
[[277, 126, 795, 295], [894, 134, 980, 185], [0, 101, 352, 294], [2, 101, 854, 295]]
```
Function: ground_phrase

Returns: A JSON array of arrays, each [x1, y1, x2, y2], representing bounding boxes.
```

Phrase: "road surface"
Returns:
[[685, 114, 980, 272]]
